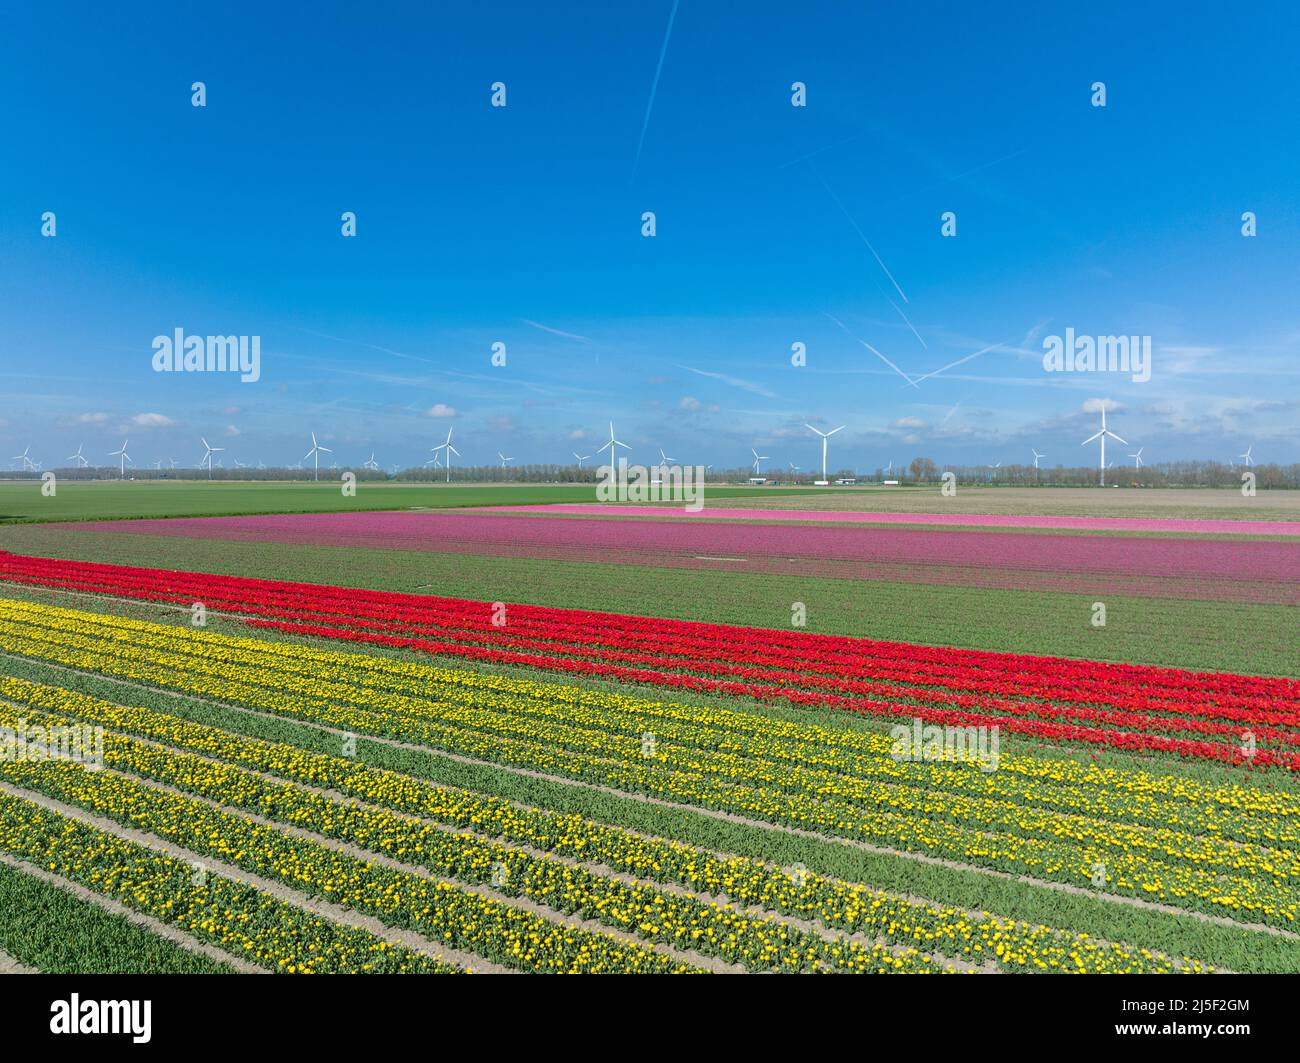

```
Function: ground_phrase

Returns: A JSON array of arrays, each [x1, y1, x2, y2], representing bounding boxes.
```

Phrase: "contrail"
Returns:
[[631, 0, 681, 182], [777, 130, 867, 169], [521, 319, 591, 343], [887, 296, 927, 350], [824, 312, 916, 387], [909, 342, 1003, 386], [811, 165, 909, 304]]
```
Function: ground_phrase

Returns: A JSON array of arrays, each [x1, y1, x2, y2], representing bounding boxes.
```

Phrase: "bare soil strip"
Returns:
[[0, 780, 507, 974], [0, 849, 262, 973], [89, 718, 964, 972], [0, 945, 38, 974], [87, 761, 740, 973]]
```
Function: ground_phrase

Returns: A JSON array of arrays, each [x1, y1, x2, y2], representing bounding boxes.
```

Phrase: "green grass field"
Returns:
[[0, 480, 830, 524], [3, 524, 1294, 677]]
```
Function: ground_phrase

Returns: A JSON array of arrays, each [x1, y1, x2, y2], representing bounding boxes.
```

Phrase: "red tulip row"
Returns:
[[1, 550, 1296, 769]]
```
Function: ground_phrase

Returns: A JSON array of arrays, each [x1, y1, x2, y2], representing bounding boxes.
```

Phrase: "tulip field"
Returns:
[[0, 492, 1295, 976]]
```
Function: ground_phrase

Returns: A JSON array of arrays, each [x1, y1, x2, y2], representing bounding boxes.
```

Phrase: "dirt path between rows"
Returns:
[[0, 780, 510, 974], [0, 945, 38, 973], [82, 760, 738, 974], [72, 716, 966, 973], [0, 849, 262, 973]]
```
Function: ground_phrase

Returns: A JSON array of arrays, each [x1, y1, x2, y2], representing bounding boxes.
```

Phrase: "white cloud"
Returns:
[[1081, 398, 1122, 414], [77, 412, 109, 424], [891, 416, 925, 429], [679, 396, 702, 411], [224, 425, 241, 437], [130, 413, 175, 428], [426, 404, 457, 418]]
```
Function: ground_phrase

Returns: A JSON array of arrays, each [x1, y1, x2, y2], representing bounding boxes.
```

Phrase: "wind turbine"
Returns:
[[596, 421, 630, 470], [108, 439, 131, 478], [1080, 406, 1126, 486], [12, 446, 34, 472], [153, 459, 162, 470], [169, 458, 178, 469], [751, 448, 769, 476], [1031, 448, 1044, 470], [233, 458, 247, 469], [498, 451, 514, 469], [573, 451, 590, 469], [200, 437, 224, 480], [429, 428, 458, 482], [1239, 444, 1254, 467], [1130, 448, 1144, 470], [67, 444, 89, 468], [363, 452, 380, 471], [303, 431, 331, 481], [804, 424, 845, 484]]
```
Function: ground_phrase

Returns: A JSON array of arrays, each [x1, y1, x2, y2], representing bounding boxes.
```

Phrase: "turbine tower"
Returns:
[[200, 437, 224, 480], [108, 439, 131, 479], [804, 423, 845, 484], [1239, 444, 1254, 467], [1031, 448, 1044, 470], [429, 428, 459, 482], [596, 421, 630, 470], [67, 444, 89, 468], [1130, 448, 1144, 470], [1080, 406, 1126, 486], [303, 431, 331, 481], [750, 448, 769, 476]]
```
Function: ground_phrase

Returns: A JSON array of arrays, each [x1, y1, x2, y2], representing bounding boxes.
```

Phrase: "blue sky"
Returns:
[[3, 1, 1298, 472]]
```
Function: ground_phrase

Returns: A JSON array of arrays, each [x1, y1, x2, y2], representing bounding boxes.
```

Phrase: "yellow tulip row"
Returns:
[[0, 789, 463, 973], [0, 674, 1196, 972], [0, 599, 1293, 929], [0, 693, 939, 974]]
